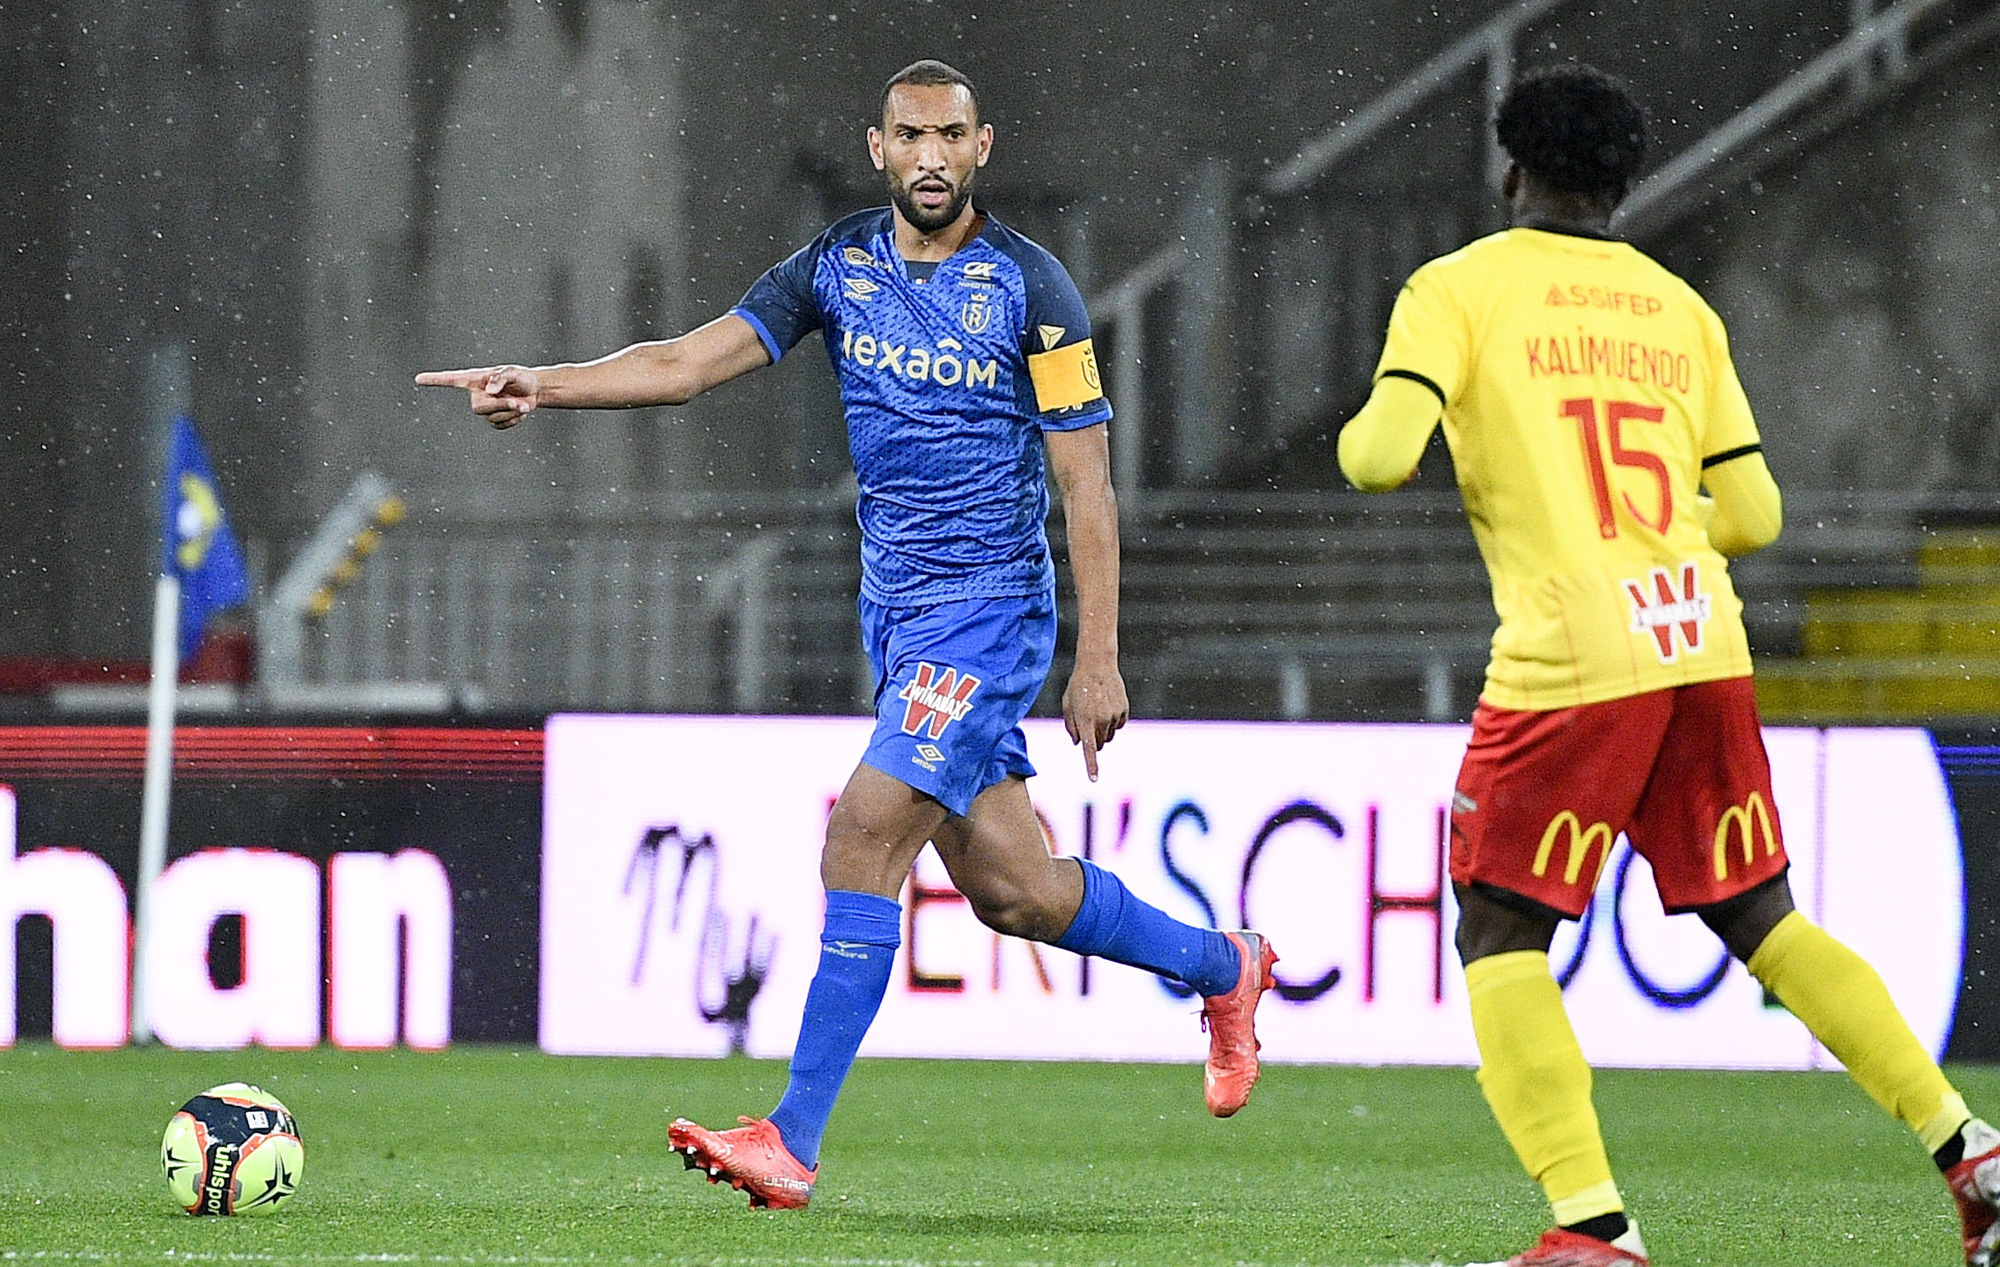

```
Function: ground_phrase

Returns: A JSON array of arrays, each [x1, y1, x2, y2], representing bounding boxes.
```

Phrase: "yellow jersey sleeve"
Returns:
[[1696, 302, 1762, 461], [1703, 451, 1782, 556], [1338, 376, 1443, 492], [1375, 264, 1472, 408]]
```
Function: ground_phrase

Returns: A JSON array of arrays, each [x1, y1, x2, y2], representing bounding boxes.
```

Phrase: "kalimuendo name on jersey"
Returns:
[[1525, 330, 1692, 395]]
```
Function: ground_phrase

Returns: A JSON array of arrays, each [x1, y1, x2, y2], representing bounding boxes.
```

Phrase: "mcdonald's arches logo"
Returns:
[[1532, 811, 1615, 887], [1712, 791, 1779, 880]]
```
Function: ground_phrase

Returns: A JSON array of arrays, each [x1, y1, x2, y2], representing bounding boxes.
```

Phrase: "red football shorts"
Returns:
[[1449, 675, 1787, 919]]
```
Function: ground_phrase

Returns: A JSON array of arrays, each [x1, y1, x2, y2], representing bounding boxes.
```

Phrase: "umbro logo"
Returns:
[[1038, 324, 1066, 350], [912, 742, 945, 771], [843, 246, 877, 268], [844, 276, 881, 301], [962, 261, 997, 280]]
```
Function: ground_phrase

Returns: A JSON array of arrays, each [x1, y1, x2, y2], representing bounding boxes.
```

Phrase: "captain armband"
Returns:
[[1027, 338, 1105, 413]]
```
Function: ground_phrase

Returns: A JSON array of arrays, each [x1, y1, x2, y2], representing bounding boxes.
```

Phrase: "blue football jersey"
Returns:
[[731, 208, 1113, 607]]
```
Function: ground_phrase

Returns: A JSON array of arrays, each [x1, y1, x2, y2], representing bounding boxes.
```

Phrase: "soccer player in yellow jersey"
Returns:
[[1339, 64, 2000, 1267]]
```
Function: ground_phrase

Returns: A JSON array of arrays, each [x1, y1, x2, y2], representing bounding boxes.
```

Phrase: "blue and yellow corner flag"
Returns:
[[163, 414, 250, 660]]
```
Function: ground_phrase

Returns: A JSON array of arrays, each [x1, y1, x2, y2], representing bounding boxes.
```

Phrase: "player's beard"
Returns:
[[890, 169, 974, 234]]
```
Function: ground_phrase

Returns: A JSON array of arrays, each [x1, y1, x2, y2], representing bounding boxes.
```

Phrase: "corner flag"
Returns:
[[163, 414, 249, 658], [135, 412, 251, 1044]]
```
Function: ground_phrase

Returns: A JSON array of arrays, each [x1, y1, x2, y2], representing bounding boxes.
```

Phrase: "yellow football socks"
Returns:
[[1465, 950, 1624, 1225], [1463, 913, 1968, 1232], [1747, 911, 1965, 1148]]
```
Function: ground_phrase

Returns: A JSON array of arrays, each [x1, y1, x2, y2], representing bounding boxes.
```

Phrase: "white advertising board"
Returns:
[[540, 717, 1963, 1069]]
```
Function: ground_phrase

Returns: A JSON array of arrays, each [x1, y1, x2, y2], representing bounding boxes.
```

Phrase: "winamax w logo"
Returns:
[[1624, 562, 1711, 662], [898, 663, 981, 739]]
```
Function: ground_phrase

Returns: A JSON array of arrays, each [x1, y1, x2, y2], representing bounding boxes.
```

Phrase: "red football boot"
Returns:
[[1200, 930, 1278, 1117], [1947, 1120, 2000, 1265], [668, 1116, 817, 1210], [1467, 1225, 1649, 1266]]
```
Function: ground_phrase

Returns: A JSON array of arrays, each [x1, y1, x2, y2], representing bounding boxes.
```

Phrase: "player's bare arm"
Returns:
[[415, 312, 772, 429], [1046, 422, 1127, 780]]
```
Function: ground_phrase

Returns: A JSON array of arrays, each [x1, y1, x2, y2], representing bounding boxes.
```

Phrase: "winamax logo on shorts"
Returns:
[[898, 663, 981, 739]]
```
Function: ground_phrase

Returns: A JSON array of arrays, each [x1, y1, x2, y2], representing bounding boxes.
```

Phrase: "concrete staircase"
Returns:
[[1756, 530, 2000, 722]]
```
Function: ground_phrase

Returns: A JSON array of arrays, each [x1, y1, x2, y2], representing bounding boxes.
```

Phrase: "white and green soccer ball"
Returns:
[[161, 1082, 304, 1216]]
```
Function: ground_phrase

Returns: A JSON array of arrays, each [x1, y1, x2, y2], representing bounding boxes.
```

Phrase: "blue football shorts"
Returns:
[[858, 590, 1056, 817]]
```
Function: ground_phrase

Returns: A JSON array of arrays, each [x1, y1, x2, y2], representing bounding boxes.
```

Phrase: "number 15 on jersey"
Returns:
[[1563, 396, 1670, 539]]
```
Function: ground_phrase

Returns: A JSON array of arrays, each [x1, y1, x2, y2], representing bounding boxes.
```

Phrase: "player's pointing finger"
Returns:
[[414, 369, 484, 388]]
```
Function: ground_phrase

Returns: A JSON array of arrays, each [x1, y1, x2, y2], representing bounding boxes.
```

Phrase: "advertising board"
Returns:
[[0, 725, 541, 1048], [541, 717, 1963, 1070]]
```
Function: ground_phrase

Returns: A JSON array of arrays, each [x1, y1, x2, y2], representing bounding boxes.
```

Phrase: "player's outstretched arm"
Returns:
[[1337, 375, 1443, 492], [1702, 448, 1783, 556], [415, 313, 772, 429], [1047, 423, 1128, 781]]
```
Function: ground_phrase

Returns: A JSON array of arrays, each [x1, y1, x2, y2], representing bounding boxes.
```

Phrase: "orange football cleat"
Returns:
[[1948, 1121, 2000, 1266], [1467, 1226, 1649, 1266], [668, 1115, 817, 1210], [1200, 930, 1278, 1117]]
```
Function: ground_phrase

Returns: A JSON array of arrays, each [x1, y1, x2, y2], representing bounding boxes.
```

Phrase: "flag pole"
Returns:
[[132, 339, 192, 1046], [132, 573, 182, 1045]]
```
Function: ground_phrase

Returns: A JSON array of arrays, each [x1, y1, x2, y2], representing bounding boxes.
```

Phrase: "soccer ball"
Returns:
[[160, 1082, 304, 1216]]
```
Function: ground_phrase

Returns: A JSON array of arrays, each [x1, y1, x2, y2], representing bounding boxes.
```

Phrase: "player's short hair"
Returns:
[[881, 59, 979, 123], [1495, 64, 1649, 200]]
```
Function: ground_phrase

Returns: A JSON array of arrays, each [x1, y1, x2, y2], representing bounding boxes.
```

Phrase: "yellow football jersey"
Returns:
[[1375, 227, 1762, 709]]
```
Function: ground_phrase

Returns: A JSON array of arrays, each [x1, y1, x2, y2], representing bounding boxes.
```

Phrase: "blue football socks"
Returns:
[[767, 889, 902, 1169], [1054, 858, 1241, 997]]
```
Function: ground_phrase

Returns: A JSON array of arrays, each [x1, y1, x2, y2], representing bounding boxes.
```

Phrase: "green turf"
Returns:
[[0, 1045, 1990, 1265]]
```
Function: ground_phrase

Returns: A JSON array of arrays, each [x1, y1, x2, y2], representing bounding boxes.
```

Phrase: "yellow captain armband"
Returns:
[[1027, 338, 1104, 413]]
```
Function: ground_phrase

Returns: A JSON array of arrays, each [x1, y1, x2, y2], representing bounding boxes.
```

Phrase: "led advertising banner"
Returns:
[[0, 726, 542, 1049], [541, 716, 1963, 1070], [0, 720, 1971, 1061]]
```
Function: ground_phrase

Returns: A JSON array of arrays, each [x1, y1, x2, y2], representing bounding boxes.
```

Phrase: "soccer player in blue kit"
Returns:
[[417, 60, 1279, 1210]]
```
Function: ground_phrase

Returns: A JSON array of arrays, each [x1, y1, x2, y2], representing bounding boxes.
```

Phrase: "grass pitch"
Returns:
[[0, 1045, 1989, 1266]]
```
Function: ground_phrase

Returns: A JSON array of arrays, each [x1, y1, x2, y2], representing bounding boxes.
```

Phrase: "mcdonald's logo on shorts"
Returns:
[[1712, 791, 1778, 880], [1532, 811, 1615, 887]]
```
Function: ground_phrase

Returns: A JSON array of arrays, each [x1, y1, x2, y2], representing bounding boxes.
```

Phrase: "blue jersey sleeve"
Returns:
[[1014, 247, 1112, 431], [731, 236, 826, 363]]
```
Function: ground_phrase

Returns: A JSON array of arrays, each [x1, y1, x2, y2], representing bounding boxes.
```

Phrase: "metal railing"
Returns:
[[257, 492, 863, 716], [1262, 0, 1564, 198], [257, 487, 1992, 722], [1085, 0, 1989, 498], [1091, 242, 1186, 502], [1615, 0, 1977, 236]]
